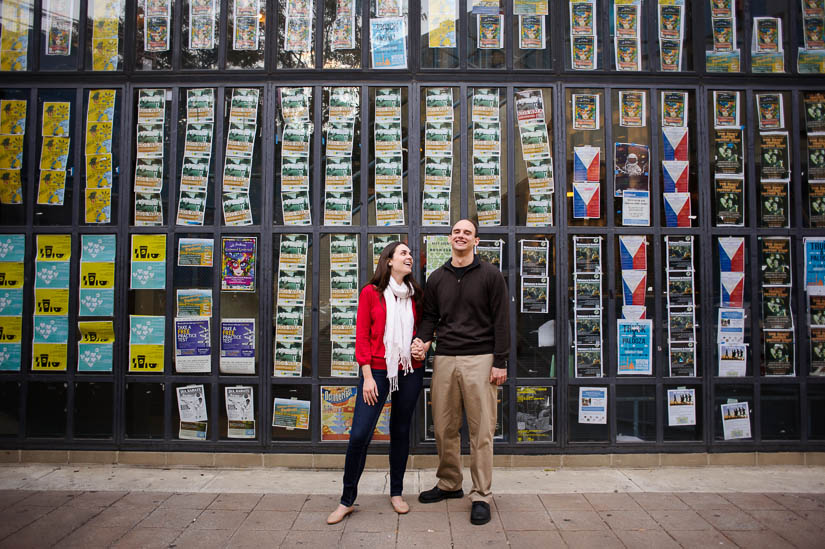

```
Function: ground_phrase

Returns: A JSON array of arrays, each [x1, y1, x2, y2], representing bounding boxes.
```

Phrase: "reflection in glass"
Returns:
[[420, 0, 458, 69], [324, 0, 361, 69]]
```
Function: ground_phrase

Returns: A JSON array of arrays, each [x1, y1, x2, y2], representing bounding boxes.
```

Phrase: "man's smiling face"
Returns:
[[449, 220, 479, 253]]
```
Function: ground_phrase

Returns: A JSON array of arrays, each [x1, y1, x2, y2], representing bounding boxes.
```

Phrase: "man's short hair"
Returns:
[[453, 218, 479, 237]]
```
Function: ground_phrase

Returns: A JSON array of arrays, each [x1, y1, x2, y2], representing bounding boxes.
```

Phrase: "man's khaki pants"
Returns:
[[431, 354, 497, 504]]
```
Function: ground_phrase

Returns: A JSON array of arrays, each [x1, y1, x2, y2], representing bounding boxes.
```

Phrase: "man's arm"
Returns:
[[489, 268, 510, 369], [415, 273, 440, 345]]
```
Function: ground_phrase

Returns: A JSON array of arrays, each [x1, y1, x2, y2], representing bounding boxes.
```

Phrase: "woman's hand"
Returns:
[[362, 375, 378, 406]]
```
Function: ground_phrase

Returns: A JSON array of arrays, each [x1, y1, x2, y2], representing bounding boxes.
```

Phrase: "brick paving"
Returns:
[[0, 490, 823, 547]]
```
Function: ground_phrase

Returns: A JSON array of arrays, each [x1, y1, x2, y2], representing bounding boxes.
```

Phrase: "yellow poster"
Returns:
[[37, 234, 72, 261], [0, 316, 23, 343], [0, 170, 23, 204], [42, 102, 71, 136], [80, 261, 115, 288], [35, 288, 70, 315], [85, 121, 113, 154], [32, 343, 68, 371], [39, 136, 71, 170], [132, 234, 166, 261], [129, 343, 164, 372], [92, 38, 119, 71], [0, 51, 27, 72], [86, 90, 116, 122], [0, 135, 24, 169], [85, 187, 112, 223], [36, 170, 66, 205], [85, 153, 112, 188], [0, 100, 27, 134], [92, 18, 119, 39], [0, 262, 24, 288], [78, 320, 115, 343]]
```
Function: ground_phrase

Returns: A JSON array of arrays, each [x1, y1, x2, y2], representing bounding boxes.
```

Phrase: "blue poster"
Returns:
[[79, 288, 115, 317], [130, 261, 166, 289], [805, 237, 825, 287], [81, 234, 117, 262], [77, 342, 113, 372], [32, 316, 70, 343], [617, 319, 652, 375], [0, 289, 24, 316], [220, 318, 255, 374], [35, 261, 71, 289], [130, 315, 166, 344], [174, 317, 211, 373], [0, 343, 21, 371], [0, 235, 25, 262], [371, 17, 407, 69]]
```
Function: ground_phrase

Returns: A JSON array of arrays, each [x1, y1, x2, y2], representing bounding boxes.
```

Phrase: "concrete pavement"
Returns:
[[0, 464, 823, 547]]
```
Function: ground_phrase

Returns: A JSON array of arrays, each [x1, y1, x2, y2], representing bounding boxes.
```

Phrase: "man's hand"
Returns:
[[411, 338, 431, 361], [489, 367, 507, 385]]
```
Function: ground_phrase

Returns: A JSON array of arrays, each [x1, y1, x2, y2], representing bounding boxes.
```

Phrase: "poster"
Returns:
[[189, 0, 216, 50], [221, 236, 256, 292], [516, 386, 553, 442], [225, 386, 255, 438], [176, 384, 207, 439], [371, 17, 406, 69], [721, 401, 751, 440], [578, 386, 606, 424], [130, 233, 166, 289], [177, 238, 213, 267], [321, 385, 357, 440], [619, 90, 646, 127], [174, 317, 211, 373], [572, 93, 599, 130], [129, 315, 164, 372], [719, 343, 747, 377], [617, 319, 652, 375], [667, 388, 696, 426], [272, 397, 310, 429]]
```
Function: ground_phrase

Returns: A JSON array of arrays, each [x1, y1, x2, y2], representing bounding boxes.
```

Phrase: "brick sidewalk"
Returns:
[[0, 490, 823, 548]]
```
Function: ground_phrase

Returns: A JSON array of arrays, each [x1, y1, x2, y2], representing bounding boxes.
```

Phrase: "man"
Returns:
[[411, 219, 509, 525]]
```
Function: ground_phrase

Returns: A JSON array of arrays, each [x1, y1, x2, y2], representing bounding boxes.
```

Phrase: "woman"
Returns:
[[327, 241, 425, 524]]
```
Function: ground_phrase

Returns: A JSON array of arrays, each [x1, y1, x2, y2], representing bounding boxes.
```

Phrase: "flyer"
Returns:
[[478, 14, 503, 49], [578, 386, 606, 424], [526, 157, 554, 195], [805, 237, 825, 287], [77, 320, 114, 372], [662, 161, 689, 193], [760, 181, 789, 228], [321, 385, 356, 440], [669, 344, 696, 377], [719, 343, 747, 376], [811, 326, 825, 375], [667, 388, 696, 426], [660, 38, 682, 71], [574, 273, 601, 309], [621, 269, 646, 306], [374, 88, 402, 122], [331, 340, 358, 377], [721, 401, 751, 440], [613, 143, 649, 197], [526, 193, 552, 227], [662, 126, 688, 161], [617, 319, 652, 374], [425, 235, 451, 280], [519, 15, 545, 49], [476, 239, 503, 270], [763, 329, 794, 376], [223, 192, 254, 226], [714, 91, 741, 129], [516, 386, 553, 442], [756, 93, 784, 130], [129, 315, 165, 372], [762, 286, 793, 331], [714, 129, 744, 175], [225, 386, 255, 438], [371, 17, 407, 69], [174, 317, 211, 373], [572, 38, 596, 71], [760, 132, 790, 181], [714, 176, 744, 226], [521, 277, 548, 313], [661, 91, 688, 127], [272, 397, 310, 429], [760, 236, 791, 286], [805, 92, 825, 132], [573, 146, 600, 182], [810, 134, 825, 181], [135, 157, 165, 191], [176, 289, 212, 317], [664, 192, 690, 227], [619, 90, 646, 127], [134, 193, 163, 226], [221, 236, 256, 291], [177, 385, 207, 439], [572, 93, 600, 130], [130, 233, 166, 290]]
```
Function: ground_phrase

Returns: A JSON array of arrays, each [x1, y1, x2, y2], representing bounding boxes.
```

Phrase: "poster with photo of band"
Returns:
[[573, 236, 603, 378]]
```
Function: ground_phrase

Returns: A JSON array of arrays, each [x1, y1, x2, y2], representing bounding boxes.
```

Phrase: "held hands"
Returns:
[[411, 338, 431, 361], [489, 367, 507, 386]]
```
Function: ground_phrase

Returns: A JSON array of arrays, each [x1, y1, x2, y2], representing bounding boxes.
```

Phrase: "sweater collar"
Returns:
[[443, 254, 480, 273]]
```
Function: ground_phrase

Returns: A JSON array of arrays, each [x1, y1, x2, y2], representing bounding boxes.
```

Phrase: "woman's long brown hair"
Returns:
[[366, 241, 423, 297]]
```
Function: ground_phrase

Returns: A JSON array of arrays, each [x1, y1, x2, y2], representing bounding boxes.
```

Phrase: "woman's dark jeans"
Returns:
[[340, 367, 424, 507]]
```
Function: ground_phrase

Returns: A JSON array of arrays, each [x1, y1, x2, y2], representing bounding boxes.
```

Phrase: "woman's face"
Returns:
[[388, 244, 413, 278]]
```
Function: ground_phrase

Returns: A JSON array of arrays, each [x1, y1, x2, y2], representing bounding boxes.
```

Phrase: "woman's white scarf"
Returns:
[[383, 277, 414, 393]]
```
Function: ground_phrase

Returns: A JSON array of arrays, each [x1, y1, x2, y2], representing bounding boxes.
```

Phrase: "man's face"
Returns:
[[449, 220, 479, 253]]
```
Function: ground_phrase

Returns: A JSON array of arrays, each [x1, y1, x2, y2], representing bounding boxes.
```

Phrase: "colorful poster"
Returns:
[[272, 397, 310, 429], [221, 236, 256, 292], [130, 234, 166, 289], [225, 386, 255, 438], [174, 317, 211, 373], [578, 386, 606, 424], [77, 320, 114, 372], [321, 385, 357, 440], [371, 17, 406, 69], [617, 319, 652, 375]]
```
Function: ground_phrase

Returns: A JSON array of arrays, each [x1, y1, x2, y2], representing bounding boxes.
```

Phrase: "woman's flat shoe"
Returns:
[[326, 505, 354, 524], [390, 497, 410, 514]]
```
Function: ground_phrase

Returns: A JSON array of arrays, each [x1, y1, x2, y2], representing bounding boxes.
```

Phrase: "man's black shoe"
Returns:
[[418, 485, 464, 503], [470, 501, 491, 525]]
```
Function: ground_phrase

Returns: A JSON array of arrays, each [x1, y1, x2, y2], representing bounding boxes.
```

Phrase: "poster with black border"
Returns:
[[756, 93, 784, 130], [762, 285, 793, 331], [573, 236, 601, 273], [759, 131, 790, 181], [804, 92, 825, 133], [520, 239, 548, 277], [760, 236, 791, 287], [811, 326, 825, 375], [760, 181, 789, 228], [476, 239, 503, 271], [809, 134, 825, 181], [520, 277, 549, 313], [715, 176, 744, 226], [714, 129, 744, 175], [667, 306, 695, 343], [574, 273, 601, 309], [667, 388, 696, 425], [665, 235, 693, 272], [669, 344, 696, 377], [762, 329, 795, 376]]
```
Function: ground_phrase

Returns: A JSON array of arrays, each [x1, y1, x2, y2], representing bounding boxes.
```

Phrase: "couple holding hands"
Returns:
[[327, 219, 510, 527]]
